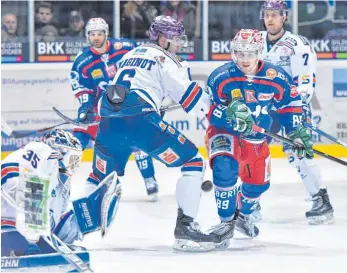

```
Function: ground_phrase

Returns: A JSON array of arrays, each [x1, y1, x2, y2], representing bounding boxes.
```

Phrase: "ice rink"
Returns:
[[71, 158, 347, 273]]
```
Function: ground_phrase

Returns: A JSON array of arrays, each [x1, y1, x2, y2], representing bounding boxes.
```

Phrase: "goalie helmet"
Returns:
[[260, 0, 289, 19], [42, 129, 83, 174], [85, 17, 109, 38]]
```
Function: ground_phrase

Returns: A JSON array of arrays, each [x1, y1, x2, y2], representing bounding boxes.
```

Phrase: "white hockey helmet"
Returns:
[[85, 17, 109, 38], [232, 29, 264, 53], [42, 129, 83, 175]]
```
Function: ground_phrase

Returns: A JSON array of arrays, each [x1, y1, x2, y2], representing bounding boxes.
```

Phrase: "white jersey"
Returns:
[[260, 31, 317, 103], [1, 142, 70, 231], [112, 43, 210, 116]]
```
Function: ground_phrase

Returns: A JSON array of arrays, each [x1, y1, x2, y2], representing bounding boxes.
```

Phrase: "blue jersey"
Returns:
[[207, 61, 303, 141], [69, 38, 135, 107]]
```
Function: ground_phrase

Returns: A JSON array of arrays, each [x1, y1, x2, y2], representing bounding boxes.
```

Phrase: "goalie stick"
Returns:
[[252, 124, 347, 167]]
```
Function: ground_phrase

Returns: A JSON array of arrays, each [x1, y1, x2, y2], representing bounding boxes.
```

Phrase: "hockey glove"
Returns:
[[77, 102, 96, 124], [226, 100, 254, 136], [287, 124, 314, 159]]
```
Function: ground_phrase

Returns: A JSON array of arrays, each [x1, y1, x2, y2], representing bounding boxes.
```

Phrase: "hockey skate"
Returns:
[[235, 213, 259, 238], [250, 203, 262, 222], [173, 209, 215, 252], [208, 212, 238, 249], [144, 177, 159, 202], [306, 188, 334, 225]]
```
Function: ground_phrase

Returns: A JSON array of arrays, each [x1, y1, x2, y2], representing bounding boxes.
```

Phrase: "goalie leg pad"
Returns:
[[72, 171, 121, 236]]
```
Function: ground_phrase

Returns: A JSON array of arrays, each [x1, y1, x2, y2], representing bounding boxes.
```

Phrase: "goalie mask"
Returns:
[[42, 129, 83, 174], [232, 29, 264, 75]]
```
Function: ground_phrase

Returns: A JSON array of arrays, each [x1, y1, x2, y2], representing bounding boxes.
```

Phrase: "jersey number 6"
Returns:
[[114, 69, 136, 89]]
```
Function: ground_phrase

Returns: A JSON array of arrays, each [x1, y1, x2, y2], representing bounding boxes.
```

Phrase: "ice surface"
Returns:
[[71, 158, 347, 273]]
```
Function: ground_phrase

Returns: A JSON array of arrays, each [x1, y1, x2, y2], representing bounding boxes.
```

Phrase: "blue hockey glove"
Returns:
[[77, 102, 96, 124], [302, 102, 311, 123]]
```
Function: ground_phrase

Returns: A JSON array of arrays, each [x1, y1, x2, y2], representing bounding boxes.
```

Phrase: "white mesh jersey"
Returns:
[[1, 142, 69, 230], [112, 43, 210, 115], [260, 31, 317, 102]]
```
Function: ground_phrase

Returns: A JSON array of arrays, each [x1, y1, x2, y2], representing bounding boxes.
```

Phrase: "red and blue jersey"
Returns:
[[69, 38, 135, 107], [207, 60, 303, 141]]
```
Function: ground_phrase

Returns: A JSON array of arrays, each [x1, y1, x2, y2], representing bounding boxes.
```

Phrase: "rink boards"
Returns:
[[2, 61, 347, 159]]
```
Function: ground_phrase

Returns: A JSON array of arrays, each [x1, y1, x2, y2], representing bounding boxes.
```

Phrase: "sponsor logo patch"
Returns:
[[290, 85, 299, 98], [231, 89, 243, 99], [96, 155, 106, 174], [91, 69, 103, 79], [158, 148, 179, 164], [114, 42, 123, 50], [258, 92, 274, 101], [266, 68, 277, 79], [245, 90, 257, 103]]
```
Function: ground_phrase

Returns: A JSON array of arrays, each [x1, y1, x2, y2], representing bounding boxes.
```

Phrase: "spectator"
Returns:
[[121, 1, 157, 39], [39, 24, 59, 42], [60, 10, 85, 38], [2, 13, 18, 42], [35, 1, 59, 35], [161, 0, 197, 39]]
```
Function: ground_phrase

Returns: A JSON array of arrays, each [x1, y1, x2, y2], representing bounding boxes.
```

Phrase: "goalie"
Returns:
[[1, 129, 120, 272]]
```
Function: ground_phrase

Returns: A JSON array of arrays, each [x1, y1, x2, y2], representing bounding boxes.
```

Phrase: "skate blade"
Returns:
[[173, 239, 215, 252], [307, 212, 334, 225], [250, 211, 263, 223], [148, 193, 159, 202], [235, 227, 258, 238], [214, 239, 230, 250]]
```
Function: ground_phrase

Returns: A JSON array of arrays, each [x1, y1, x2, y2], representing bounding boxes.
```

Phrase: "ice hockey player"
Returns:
[[258, 0, 334, 224], [70, 17, 159, 201], [1, 129, 120, 271], [205, 29, 311, 247], [85, 15, 221, 251]]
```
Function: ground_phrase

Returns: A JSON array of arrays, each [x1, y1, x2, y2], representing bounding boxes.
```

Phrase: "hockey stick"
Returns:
[[1, 189, 94, 273], [10, 122, 69, 138], [53, 104, 182, 128], [45, 234, 94, 273], [252, 124, 347, 167], [303, 122, 347, 148]]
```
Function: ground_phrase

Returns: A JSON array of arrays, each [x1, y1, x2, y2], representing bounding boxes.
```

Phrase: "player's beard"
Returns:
[[90, 37, 106, 49]]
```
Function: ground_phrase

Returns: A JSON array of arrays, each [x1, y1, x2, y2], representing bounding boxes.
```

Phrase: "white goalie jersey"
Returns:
[[260, 31, 317, 103], [1, 142, 70, 236]]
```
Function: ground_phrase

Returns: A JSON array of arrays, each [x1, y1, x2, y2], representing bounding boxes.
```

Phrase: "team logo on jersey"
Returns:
[[231, 89, 243, 100], [91, 69, 103, 79], [158, 148, 180, 164], [105, 64, 117, 78], [114, 42, 123, 50], [290, 85, 299, 98], [245, 90, 257, 103], [266, 68, 277, 79], [96, 155, 107, 174], [258, 93, 274, 101]]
